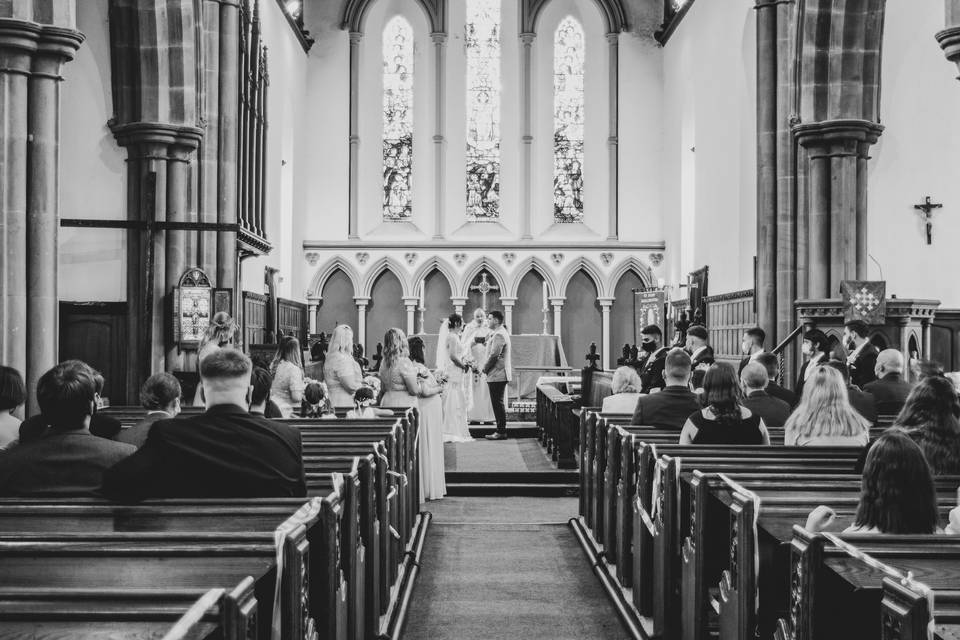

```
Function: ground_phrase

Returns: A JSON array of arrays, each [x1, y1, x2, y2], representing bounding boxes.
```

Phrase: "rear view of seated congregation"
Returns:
[[5, 0, 960, 638]]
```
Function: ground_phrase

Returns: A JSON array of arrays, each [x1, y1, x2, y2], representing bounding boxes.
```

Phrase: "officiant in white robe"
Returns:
[[461, 309, 495, 423]]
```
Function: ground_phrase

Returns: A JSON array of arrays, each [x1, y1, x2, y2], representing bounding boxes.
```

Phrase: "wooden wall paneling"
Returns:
[[59, 302, 129, 404]]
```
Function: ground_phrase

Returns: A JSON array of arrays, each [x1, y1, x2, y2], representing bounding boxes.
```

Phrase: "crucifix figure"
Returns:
[[913, 196, 943, 245], [469, 271, 500, 311]]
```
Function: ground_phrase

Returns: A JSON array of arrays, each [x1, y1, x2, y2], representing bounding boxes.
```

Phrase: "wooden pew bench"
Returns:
[[535, 383, 579, 468]]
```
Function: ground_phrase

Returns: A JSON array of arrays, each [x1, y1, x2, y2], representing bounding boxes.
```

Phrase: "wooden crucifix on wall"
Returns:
[[913, 196, 943, 245], [469, 271, 500, 311]]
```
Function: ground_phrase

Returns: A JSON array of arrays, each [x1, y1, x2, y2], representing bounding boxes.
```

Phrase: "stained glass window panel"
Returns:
[[553, 17, 585, 223], [465, 0, 501, 220], [383, 16, 414, 220]]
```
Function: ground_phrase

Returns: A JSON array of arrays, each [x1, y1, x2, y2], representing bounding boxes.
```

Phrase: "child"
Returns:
[[347, 386, 394, 419], [301, 381, 335, 419]]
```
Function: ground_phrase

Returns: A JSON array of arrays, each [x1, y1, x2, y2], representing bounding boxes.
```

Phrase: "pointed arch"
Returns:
[[557, 257, 605, 298], [607, 257, 653, 298], [521, 0, 627, 34], [457, 257, 510, 299], [342, 0, 446, 34], [410, 256, 458, 295], [309, 257, 362, 300], [506, 256, 559, 298], [360, 256, 411, 299]]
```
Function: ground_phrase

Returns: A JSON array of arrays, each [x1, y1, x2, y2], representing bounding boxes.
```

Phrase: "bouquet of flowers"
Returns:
[[462, 355, 478, 373], [433, 370, 450, 386]]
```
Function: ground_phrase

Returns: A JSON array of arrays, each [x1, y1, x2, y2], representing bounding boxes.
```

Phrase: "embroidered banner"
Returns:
[[841, 280, 886, 324]]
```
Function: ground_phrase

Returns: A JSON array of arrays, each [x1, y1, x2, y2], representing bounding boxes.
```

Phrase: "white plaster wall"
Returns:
[[59, 0, 127, 301], [660, 0, 757, 295], [866, 1, 960, 306]]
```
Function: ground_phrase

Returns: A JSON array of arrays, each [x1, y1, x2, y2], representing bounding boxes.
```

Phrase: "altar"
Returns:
[[413, 333, 570, 399]]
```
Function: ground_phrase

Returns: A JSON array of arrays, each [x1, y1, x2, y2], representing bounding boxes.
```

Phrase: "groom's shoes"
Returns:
[[485, 432, 508, 441]]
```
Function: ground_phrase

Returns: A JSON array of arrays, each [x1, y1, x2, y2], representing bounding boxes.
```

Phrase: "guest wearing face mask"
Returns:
[[637, 325, 669, 394], [843, 320, 879, 389], [796, 329, 830, 398]]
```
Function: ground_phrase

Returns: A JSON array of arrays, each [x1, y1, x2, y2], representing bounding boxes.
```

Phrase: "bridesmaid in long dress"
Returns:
[[323, 324, 364, 408], [437, 314, 473, 442], [379, 328, 446, 501], [461, 309, 495, 424]]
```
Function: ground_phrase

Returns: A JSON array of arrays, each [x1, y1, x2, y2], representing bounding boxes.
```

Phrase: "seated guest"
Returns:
[[117, 373, 181, 448], [248, 367, 275, 417], [0, 362, 135, 496], [685, 325, 714, 389], [631, 349, 701, 430], [637, 325, 668, 393], [601, 367, 643, 413], [270, 336, 306, 418], [738, 327, 766, 376], [843, 320, 879, 389], [755, 352, 797, 407], [679, 363, 770, 445], [302, 381, 335, 419], [89, 369, 123, 439], [0, 366, 25, 449], [347, 386, 377, 419], [101, 349, 306, 501], [784, 366, 870, 447], [894, 376, 960, 475], [864, 349, 913, 413], [796, 329, 829, 397], [740, 362, 791, 429], [824, 360, 878, 425], [806, 431, 938, 534], [303, 339, 326, 381]]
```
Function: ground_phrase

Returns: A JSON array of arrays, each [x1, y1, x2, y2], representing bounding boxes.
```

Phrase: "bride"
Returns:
[[437, 314, 473, 442]]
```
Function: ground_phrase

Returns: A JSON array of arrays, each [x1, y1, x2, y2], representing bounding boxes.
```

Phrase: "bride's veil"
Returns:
[[436, 318, 450, 369]]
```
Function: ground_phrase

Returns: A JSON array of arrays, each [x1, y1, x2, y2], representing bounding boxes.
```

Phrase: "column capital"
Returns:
[[597, 297, 616, 307], [451, 297, 468, 306], [605, 32, 619, 45], [793, 119, 884, 150], [109, 121, 204, 153], [549, 297, 566, 307], [499, 296, 518, 305], [0, 20, 83, 60], [354, 297, 371, 307], [349, 31, 363, 45], [936, 26, 960, 74], [402, 296, 421, 307], [520, 32, 536, 45], [430, 32, 447, 45]]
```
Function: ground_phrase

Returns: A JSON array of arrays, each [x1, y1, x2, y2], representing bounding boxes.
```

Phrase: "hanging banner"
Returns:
[[840, 280, 887, 324], [634, 290, 666, 344]]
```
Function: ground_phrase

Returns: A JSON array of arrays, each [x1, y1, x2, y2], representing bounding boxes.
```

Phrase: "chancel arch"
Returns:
[[315, 269, 359, 338], [505, 256, 558, 298], [457, 257, 510, 300], [513, 269, 552, 335], [610, 268, 647, 360], [360, 256, 411, 299], [309, 257, 363, 301], [410, 257, 458, 299], [556, 257, 605, 298], [421, 267, 454, 333], [562, 268, 602, 367], [365, 269, 406, 356]]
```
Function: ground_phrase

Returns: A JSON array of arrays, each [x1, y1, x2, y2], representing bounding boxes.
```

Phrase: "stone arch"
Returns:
[[309, 257, 362, 300], [410, 256, 458, 296], [360, 256, 411, 299], [342, 0, 445, 34], [457, 257, 510, 299], [506, 256, 559, 299], [607, 257, 653, 297], [521, 0, 627, 34], [557, 257, 605, 298]]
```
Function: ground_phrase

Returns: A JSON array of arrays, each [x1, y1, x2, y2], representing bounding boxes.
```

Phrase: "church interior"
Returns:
[[2, 0, 960, 638]]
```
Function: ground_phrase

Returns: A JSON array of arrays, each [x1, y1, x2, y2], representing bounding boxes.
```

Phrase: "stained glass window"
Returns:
[[553, 17, 585, 223], [383, 16, 414, 220], [465, 0, 501, 220]]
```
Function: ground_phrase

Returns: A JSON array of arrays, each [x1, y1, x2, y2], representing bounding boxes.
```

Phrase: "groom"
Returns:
[[482, 310, 511, 441]]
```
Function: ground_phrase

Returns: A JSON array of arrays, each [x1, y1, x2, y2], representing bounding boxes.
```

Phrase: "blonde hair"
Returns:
[[784, 366, 868, 442], [199, 311, 236, 351], [328, 324, 354, 357], [612, 366, 642, 394], [380, 328, 409, 373]]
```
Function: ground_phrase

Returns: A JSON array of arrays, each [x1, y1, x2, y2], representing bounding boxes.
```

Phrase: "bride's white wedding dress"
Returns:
[[439, 330, 473, 443]]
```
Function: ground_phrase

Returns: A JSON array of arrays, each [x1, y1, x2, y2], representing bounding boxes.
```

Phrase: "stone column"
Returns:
[[598, 297, 615, 370], [402, 296, 420, 335], [432, 32, 446, 239], [520, 32, 535, 240], [164, 142, 196, 369], [307, 298, 319, 335], [936, 4, 960, 77], [755, 0, 778, 341], [451, 297, 467, 317], [500, 297, 517, 332], [217, 0, 240, 295], [550, 297, 565, 336], [922, 319, 932, 360], [606, 33, 619, 241], [355, 297, 369, 352], [348, 31, 362, 239]]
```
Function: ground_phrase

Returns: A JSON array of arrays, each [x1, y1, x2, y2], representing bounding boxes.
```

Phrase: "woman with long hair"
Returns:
[[269, 336, 306, 418], [895, 376, 960, 475], [461, 309, 495, 424], [679, 363, 770, 445], [193, 312, 237, 406], [806, 430, 939, 534], [437, 313, 473, 442], [784, 366, 870, 446], [324, 324, 363, 407]]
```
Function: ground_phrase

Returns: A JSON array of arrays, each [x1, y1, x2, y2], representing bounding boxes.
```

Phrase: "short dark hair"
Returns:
[[745, 327, 766, 345], [687, 325, 708, 340], [354, 386, 375, 403], [824, 359, 850, 384], [0, 366, 25, 412], [408, 336, 426, 365], [309, 341, 326, 362], [640, 324, 662, 337], [448, 313, 463, 329], [140, 372, 181, 410], [803, 329, 829, 353], [488, 310, 504, 324], [844, 320, 869, 338], [37, 362, 96, 430], [664, 348, 692, 379], [200, 348, 252, 380], [304, 381, 326, 405], [755, 352, 779, 379], [250, 367, 273, 406]]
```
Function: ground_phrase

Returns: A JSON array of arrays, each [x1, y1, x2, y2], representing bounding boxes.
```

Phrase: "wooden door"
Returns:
[[59, 302, 128, 404]]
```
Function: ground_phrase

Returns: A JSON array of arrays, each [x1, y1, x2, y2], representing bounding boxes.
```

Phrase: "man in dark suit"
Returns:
[[796, 329, 829, 398], [740, 362, 791, 428], [102, 349, 306, 501], [637, 324, 669, 394], [738, 327, 766, 376], [685, 325, 714, 389], [0, 362, 136, 497], [117, 372, 182, 448], [631, 349, 701, 430], [843, 320, 879, 389], [755, 353, 797, 407], [863, 349, 913, 414], [825, 361, 877, 425]]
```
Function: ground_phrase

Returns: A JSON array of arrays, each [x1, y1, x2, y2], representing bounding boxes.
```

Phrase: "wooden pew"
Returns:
[[535, 383, 579, 469], [0, 579, 257, 640], [880, 577, 960, 640]]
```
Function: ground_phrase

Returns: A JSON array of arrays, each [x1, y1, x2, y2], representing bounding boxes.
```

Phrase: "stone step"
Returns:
[[445, 471, 578, 484], [444, 482, 579, 497]]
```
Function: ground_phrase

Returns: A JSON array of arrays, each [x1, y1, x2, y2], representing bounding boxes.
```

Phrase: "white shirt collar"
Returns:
[[691, 345, 708, 360], [847, 340, 868, 362]]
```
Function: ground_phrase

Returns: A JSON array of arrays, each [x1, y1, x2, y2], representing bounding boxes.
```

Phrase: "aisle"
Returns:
[[402, 497, 631, 640]]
